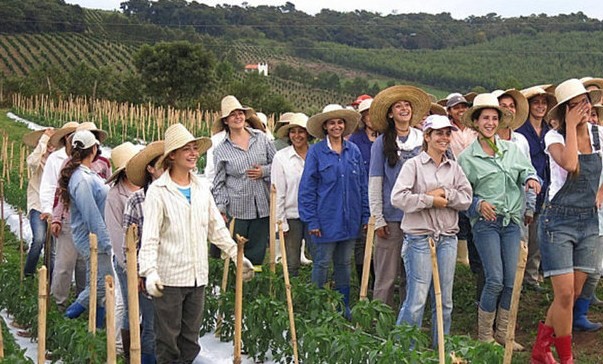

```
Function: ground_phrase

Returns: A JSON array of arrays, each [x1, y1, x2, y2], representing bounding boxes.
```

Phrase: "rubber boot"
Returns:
[[65, 301, 86, 319], [141, 353, 157, 364], [530, 321, 558, 364], [591, 293, 603, 307], [494, 308, 525, 351], [477, 308, 497, 343], [456, 239, 470, 266], [96, 306, 106, 329], [553, 335, 574, 364], [572, 297, 603, 332], [336, 286, 351, 321], [121, 329, 131, 363]]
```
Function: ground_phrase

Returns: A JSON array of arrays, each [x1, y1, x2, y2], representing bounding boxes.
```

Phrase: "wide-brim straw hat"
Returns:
[[592, 104, 603, 124], [430, 103, 447, 116], [23, 128, 54, 148], [461, 93, 514, 130], [547, 79, 603, 121], [581, 77, 603, 90], [307, 104, 360, 139], [276, 113, 309, 139], [521, 86, 557, 108], [125, 141, 165, 187], [158, 123, 212, 167], [106, 142, 141, 185], [49, 121, 80, 148], [370, 85, 431, 132], [492, 89, 529, 130]]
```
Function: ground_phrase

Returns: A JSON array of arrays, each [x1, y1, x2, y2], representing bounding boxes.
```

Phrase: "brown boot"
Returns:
[[477, 308, 497, 343], [121, 329, 131, 363], [494, 308, 525, 351]]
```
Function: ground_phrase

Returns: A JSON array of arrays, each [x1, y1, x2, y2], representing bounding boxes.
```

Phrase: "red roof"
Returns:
[[245, 64, 259, 69]]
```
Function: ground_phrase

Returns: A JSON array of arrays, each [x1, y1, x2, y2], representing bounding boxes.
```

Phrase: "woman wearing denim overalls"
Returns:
[[531, 79, 603, 364]]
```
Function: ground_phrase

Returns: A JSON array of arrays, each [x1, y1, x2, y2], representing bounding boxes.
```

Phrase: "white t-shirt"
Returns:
[[545, 125, 603, 199]]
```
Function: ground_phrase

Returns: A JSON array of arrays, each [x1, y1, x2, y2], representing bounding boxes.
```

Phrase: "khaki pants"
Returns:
[[372, 222, 405, 309], [51, 223, 86, 307], [524, 214, 542, 285]]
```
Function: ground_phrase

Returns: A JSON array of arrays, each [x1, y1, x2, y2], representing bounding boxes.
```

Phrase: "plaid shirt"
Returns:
[[122, 188, 146, 262], [211, 128, 276, 219]]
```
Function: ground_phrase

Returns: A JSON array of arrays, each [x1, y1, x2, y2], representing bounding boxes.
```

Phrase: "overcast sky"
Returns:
[[66, 0, 603, 20]]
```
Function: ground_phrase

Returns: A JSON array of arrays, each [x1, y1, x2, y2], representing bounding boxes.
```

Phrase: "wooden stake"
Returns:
[[89, 233, 98, 334], [216, 218, 235, 337], [43, 215, 53, 296], [269, 184, 276, 274], [503, 241, 528, 364], [428, 237, 445, 364], [0, 179, 4, 262], [0, 302, 3, 358], [105, 276, 116, 364], [233, 234, 248, 364], [359, 216, 376, 301], [278, 221, 299, 364], [37, 266, 47, 364], [125, 225, 141, 364]]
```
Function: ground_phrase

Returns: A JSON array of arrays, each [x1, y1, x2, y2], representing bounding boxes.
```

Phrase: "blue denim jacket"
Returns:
[[69, 165, 112, 256], [299, 139, 370, 243]]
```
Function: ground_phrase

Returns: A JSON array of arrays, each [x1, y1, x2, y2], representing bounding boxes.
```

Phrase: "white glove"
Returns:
[[145, 271, 164, 297], [242, 257, 255, 282]]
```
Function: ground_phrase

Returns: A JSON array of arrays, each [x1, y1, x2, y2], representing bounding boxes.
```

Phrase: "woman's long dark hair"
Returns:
[[143, 155, 161, 193], [382, 111, 399, 167], [58, 145, 96, 209]]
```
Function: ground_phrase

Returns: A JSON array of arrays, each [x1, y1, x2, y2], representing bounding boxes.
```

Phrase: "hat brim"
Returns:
[[307, 109, 360, 139], [276, 123, 308, 139], [370, 85, 431, 133], [23, 129, 49, 148], [547, 89, 602, 121], [429, 103, 447, 116], [105, 167, 125, 185], [125, 141, 165, 187], [461, 104, 514, 131], [211, 109, 261, 134], [49, 127, 78, 148], [157, 137, 212, 169], [497, 90, 529, 130]]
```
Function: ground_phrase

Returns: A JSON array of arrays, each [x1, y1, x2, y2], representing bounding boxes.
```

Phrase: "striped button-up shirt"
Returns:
[[211, 128, 276, 219], [138, 171, 238, 287]]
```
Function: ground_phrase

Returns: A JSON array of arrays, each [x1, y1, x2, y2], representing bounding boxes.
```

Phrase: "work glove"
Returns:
[[242, 257, 255, 282], [145, 271, 164, 298]]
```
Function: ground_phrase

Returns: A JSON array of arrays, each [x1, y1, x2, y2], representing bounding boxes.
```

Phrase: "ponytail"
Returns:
[[58, 146, 95, 209]]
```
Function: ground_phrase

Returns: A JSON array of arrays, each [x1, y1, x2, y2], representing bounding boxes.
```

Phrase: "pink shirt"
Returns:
[[450, 124, 478, 158]]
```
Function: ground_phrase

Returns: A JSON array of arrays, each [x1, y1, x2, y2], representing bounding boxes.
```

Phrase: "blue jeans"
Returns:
[[24, 209, 53, 275], [114, 258, 129, 329], [397, 234, 457, 346], [472, 217, 521, 312], [139, 292, 156, 356], [75, 252, 114, 308], [311, 239, 354, 290]]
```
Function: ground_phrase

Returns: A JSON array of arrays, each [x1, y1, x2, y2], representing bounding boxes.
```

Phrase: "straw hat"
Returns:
[[358, 98, 373, 114], [547, 79, 603, 121], [106, 142, 141, 185], [49, 121, 80, 148], [23, 128, 54, 148], [370, 85, 431, 132], [211, 95, 263, 133], [580, 77, 603, 90], [592, 104, 603, 124], [76, 122, 108, 144], [159, 123, 212, 167], [492, 89, 529, 130], [521, 86, 557, 108], [125, 141, 165, 187], [427, 93, 438, 103], [276, 113, 309, 139], [307, 104, 360, 139], [461, 93, 513, 130], [430, 103, 447, 116]]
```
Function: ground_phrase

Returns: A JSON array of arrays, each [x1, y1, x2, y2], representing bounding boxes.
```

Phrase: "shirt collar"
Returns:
[[419, 150, 451, 165], [470, 135, 508, 158]]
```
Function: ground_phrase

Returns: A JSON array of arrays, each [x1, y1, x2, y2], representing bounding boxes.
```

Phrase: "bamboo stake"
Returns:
[[0, 305, 3, 358], [277, 221, 299, 364], [359, 216, 376, 301], [503, 241, 528, 364], [88, 233, 98, 334], [43, 215, 53, 296], [269, 184, 276, 274], [215, 218, 235, 337], [0, 179, 4, 262], [19, 210, 24, 283], [37, 266, 47, 364], [428, 237, 445, 364], [105, 276, 117, 364], [233, 234, 248, 364], [126, 225, 141, 364]]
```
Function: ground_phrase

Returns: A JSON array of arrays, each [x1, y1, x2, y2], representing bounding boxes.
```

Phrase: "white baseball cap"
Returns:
[[71, 130, 100, 149], [423, 115, 458, 131]]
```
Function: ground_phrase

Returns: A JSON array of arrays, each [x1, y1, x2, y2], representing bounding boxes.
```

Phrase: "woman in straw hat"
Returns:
[[57, 130, 114, 327], [138, 123, 254, 363], [23, 128, 55, 277], [298, 104, 369, 318], [211, 95, 276, 268], [457, 93, 540, 351], [391, 114, 472, 348], [367, 85, 430, 309], [532, 79, 603, 364], [121, 140, 165, 364], [271, 113, 312, 277], [103, 141, 141, 360]]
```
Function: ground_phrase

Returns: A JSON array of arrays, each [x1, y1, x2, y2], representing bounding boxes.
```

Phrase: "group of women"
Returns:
[[23, 76, 603, 364]]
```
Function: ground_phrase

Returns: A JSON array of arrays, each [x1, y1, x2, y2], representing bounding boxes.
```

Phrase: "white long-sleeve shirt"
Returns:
[[270, 145, 305, 232], [138, 170, 238, 287], [26, 134, 51, 214], [39, 147, 68, 215]]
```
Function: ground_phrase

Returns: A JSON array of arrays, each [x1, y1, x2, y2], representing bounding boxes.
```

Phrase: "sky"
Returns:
[[66, 0, 603, 20]]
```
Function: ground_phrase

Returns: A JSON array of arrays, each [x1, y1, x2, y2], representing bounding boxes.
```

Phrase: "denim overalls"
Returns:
[[539, 125, 601, 277]]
